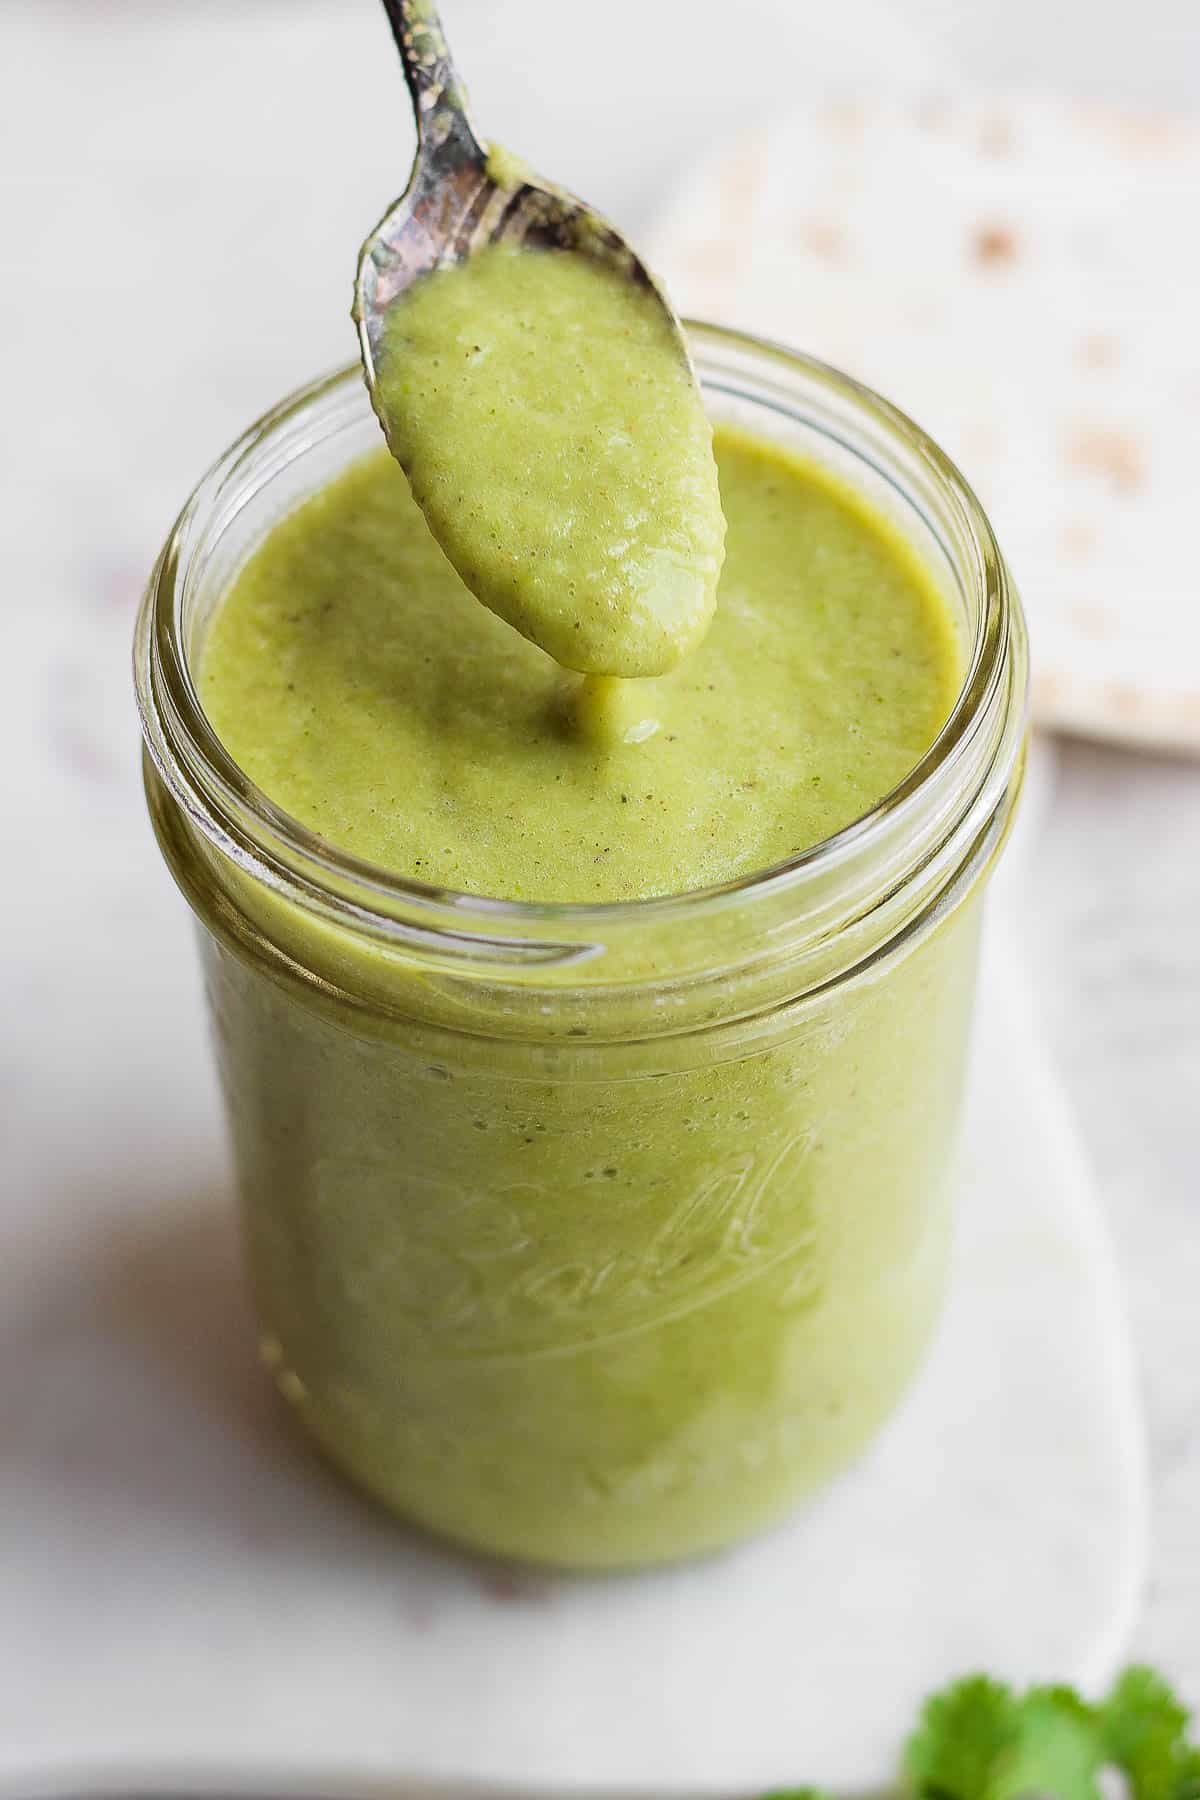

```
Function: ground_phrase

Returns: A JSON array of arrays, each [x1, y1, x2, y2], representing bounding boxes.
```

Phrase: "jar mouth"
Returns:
[[135, 321, 1027, 973]]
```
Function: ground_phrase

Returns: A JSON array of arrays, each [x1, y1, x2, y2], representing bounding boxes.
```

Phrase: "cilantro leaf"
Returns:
[[903, 1675, 1102, 1800], [1102, 1665, 1196, 1800], [759, 1662, 1199, 1800], [904, 1675, 1026, 1800], [1176, 1747, 1200, 1800], [988, 1685, 1103, 1800]]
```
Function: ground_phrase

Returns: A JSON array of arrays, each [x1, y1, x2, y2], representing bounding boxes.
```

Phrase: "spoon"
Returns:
[[351, 0, 725, 681], [352, 0, 693, 456]]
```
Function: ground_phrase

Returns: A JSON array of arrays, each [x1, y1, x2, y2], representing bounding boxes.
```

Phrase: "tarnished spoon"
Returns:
[[352, 0, 691, 429]]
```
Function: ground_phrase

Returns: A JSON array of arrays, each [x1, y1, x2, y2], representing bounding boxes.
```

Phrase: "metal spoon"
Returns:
[[352, 0, 693, 430]]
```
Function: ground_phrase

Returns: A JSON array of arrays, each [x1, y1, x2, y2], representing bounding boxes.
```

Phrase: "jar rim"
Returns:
[[134, 321, 1028, 970]]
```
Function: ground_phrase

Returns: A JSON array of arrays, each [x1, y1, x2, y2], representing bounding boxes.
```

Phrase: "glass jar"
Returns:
[[135, 325, 1028, 1568]]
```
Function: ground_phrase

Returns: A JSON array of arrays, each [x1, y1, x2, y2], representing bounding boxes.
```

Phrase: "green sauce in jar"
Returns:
[[177, 411, 981, 1565]]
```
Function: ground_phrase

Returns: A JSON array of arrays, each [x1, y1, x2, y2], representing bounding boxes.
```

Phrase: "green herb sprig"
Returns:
[[764, 1665, 1200, 1800]]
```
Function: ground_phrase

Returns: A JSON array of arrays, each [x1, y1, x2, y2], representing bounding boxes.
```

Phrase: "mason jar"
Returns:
[[134, 324, 1028, 1568]]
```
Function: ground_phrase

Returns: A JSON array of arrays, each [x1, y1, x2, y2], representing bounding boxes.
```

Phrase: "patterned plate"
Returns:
[[650, 94, 1200, 754]]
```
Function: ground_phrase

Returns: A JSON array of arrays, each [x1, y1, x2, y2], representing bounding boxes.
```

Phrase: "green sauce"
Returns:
[[184, 416, 974, 1567], [202, 430, 958, 902], [373, 243, 726, 677]]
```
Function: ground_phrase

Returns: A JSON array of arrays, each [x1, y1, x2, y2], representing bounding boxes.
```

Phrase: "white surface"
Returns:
[[1, 0, 1195, 1780], [1022, 744, 1200, 1696], [0, 916, 1148, 1793]]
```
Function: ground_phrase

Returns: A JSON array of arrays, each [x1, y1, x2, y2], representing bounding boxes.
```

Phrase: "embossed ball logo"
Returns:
[[317, 1130, 820, 1359]]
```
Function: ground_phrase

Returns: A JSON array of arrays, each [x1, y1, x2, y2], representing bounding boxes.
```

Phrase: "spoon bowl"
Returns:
[[353, 0, 689, 419]]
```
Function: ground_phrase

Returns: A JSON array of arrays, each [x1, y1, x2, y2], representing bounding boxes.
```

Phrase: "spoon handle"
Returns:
[[379, 0, 483, 163]]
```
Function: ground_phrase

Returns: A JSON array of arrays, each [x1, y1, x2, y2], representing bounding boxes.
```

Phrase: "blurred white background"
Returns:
[[1, 0, 1197, 1737]]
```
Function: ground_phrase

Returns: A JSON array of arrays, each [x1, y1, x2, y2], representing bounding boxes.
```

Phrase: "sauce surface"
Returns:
[[201, 428, 960, 904], [374, 243, 725, 677]]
